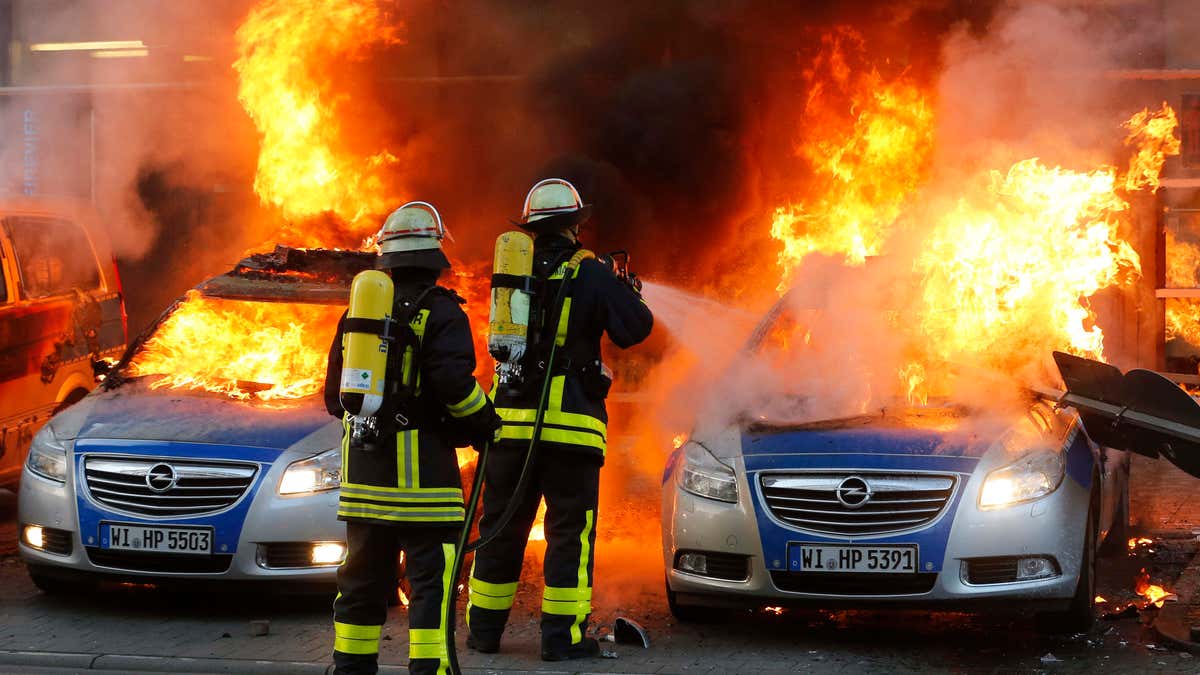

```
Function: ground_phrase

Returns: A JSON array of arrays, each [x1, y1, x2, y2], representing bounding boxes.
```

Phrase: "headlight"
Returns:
[[26, 426, 68, 483], [979, 450, 1064, 509], [279, 448, 341, 495], [678, 441, 737, 503]]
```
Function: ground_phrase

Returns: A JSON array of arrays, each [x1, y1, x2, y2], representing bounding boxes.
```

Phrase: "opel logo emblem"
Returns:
[[145, 463, 178, 493], [836, 476, 872, 509]]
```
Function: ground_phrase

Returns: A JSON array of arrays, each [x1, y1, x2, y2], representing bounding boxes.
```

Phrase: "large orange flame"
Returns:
[[914, 159, 1141, 368], [234, 0, 403, 237], [768, 30, 1177, 403], [129, 291, 343, 402], [770, 28, 934, 290]]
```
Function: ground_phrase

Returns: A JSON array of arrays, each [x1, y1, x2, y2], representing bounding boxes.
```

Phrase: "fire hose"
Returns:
[[443, 254, 585, 675]]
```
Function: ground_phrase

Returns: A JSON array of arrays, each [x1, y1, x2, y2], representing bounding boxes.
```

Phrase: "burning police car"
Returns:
[[661, 290, 1131, 631], [17, 247, 368, 591]]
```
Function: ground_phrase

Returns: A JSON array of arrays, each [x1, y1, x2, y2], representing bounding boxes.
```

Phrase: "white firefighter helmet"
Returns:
[[376, 201, 451, 270], [515, 178, 593, 235]]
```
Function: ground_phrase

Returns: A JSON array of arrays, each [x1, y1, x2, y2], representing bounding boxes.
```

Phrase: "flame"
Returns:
[[1124, 103, 1181, 192], [234, 0, 403, 235], [768, 30, 1178, 404], [672, 433, 688, 450], [914, 159, 1141, 369], [1128, 536, 1155, 552], [763, 606, 784, 615], [1166, 299, 1200, 348], [770, 27, 934, 290], [456, 447, 475, 470], [899, 362, 928, 406], [1135, 568, 1173, 608], [397, 586, 410, 607], [129, 291, 343, 402], [528, 499, 548, 542], [1094, 595, 1107, 603]]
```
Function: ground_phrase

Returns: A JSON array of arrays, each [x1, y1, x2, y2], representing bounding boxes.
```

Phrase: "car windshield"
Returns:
[[122, 290, 344, 403]]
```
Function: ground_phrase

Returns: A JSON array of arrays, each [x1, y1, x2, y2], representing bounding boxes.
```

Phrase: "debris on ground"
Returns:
[[614, 617, 650, 648], [249, 620, 270, 637]]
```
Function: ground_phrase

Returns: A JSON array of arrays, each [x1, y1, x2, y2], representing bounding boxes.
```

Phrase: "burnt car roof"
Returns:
[[196, 245, 375, 304]]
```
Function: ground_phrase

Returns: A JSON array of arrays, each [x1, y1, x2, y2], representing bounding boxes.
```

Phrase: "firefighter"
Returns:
[[466, 179, 654, 660], [324, 201, 501, 675]]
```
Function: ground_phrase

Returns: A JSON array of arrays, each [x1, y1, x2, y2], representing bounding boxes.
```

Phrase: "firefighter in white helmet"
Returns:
[[324, 201, 501, 675], [466, 179, 654, 660]]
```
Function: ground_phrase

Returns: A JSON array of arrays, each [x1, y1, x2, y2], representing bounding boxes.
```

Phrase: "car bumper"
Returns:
[[663, 457, 1091, 610], [18, 459, 345, 585]]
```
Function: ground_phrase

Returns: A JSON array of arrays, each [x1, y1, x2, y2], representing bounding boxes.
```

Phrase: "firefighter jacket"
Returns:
[[323, 273, 499, 526], [492, 235, 654, 461]]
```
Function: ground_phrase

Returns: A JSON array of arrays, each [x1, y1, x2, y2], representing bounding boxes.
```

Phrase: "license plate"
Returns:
[[103, 523, 213, 555], [789, 543, 918, 573]]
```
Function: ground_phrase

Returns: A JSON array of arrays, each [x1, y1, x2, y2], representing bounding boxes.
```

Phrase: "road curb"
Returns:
[[1152, 536, 1200, 653], [0, 649, 591, 674], [0, 650, 345, 674]]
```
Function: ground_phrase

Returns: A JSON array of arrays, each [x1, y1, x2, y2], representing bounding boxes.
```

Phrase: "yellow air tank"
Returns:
[[488, 232, 534, 377], [340, 269, 394, 419]]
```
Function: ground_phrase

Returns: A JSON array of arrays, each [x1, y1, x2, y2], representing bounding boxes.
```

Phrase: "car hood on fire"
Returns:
[[50, 381, 337, 450], [702, 408, 1009, 461]]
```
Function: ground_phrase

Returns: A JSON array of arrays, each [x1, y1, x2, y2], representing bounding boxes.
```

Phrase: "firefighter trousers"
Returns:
[[466, 446, 601, 652], [333, 522, 458, 675]]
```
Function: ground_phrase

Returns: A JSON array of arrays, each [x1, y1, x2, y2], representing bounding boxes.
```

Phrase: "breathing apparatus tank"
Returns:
[[487, 231, 535, 386], [339, 269, 395, 447]]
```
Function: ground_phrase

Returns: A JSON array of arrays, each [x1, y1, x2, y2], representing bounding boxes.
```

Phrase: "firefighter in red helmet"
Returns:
[[466, 179, 654, 660]]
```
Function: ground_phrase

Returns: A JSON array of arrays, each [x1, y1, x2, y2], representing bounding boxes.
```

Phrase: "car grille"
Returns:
[[770, 571, 938, 595], [85, 547, 233, 574], [760, 472, 956, 536], [83, 457, 257, 518]]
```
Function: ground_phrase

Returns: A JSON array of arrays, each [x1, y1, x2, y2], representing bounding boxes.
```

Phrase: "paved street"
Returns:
[[2, 453, 1200, 674]]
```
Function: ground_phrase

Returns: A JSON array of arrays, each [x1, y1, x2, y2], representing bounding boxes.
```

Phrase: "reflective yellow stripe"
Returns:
[[448, 382, 487, 418], [542, 585, 591, 615], [543, 586, 591, 601], [340, 484, 463, 503], [409, 628, 447, 660], [497, 426, 606, 452], [555, 297, 572, 346], [437, 543, 455, 673], [470, 589, 515, 610], [334, 622, 381, 655], [398, 430, 419, 489], [336, 622, 382, 640], [572, 510, 595, 644], [497, 407, 607, 437], [337, 503, 465, 522], [470, 577, 519, 598], [541, 597, 591, 615], [341, 416, 350, 481]]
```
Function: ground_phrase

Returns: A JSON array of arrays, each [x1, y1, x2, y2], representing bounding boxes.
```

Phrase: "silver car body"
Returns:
[[663, 402, 1128, 611], [17, 250, 362, 587]]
